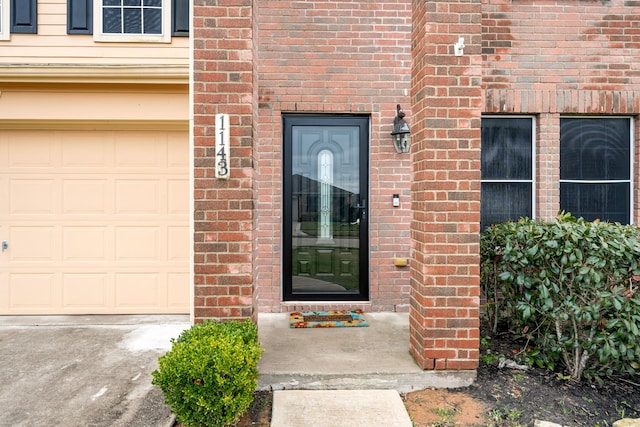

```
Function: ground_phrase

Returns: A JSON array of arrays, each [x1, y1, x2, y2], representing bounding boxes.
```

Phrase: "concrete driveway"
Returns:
[[0, 315, 189, 427]]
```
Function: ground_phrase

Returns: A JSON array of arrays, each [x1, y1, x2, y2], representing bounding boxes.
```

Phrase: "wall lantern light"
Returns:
[[390, 104, 410, 153]]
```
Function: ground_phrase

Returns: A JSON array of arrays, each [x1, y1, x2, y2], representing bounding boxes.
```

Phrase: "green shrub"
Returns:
[[152, 320, 263, 427], [481, 212, 640, 382]]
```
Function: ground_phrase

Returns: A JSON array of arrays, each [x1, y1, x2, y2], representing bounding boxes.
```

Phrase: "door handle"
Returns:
[[1, 240, 7, 252], [355, 199, 366, 222]]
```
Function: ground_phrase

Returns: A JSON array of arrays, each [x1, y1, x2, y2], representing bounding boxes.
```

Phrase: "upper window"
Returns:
[[93, 0, 171, 42], [481, 117, 536, 229], [70, 0, 187, 37], [0, 0, 9, 40], [560, 117, 633, 224]]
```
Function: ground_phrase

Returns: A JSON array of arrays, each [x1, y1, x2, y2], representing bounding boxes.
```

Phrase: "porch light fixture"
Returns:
[[391, 104, 410, 153]]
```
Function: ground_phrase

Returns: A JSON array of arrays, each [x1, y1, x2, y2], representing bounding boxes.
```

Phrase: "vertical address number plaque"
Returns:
[[215, 113, 230, 179]]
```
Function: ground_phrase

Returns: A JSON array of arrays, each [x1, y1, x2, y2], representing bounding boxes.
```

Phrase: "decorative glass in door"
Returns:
[[283, 116, 369, 301]]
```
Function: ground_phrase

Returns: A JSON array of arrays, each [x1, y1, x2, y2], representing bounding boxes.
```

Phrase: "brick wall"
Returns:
[[255, 0, 413, 312], [482, 0, 640, 221], [409, 0, 482, 370], [192, 0, 257, 322], [191, 0, 640, 374]]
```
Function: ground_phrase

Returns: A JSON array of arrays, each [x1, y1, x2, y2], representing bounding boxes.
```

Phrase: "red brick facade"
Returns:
[[193, 0, 640, 371]]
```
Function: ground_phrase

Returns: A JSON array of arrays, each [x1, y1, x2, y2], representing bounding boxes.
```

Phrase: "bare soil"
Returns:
[[403, 365, 640, 427]]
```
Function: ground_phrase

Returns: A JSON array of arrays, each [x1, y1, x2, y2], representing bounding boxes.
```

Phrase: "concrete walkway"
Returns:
[[271, 389, 413, 427]]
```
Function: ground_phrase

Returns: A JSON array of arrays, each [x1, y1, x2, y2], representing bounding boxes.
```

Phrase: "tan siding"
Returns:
[[0, 0, 188, 66], [38, 0, 65, 36], [0, 86, 188, 121]]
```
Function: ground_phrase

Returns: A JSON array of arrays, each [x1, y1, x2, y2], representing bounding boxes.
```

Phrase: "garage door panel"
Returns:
[[10, 227, 56, 261], [8, 132, 57, 168], [63, 180, 108, 214], [115, 134, 161, 169], [10, 274, 56, 308], [63, 274, 108, 307], [168, 179, 189, 214], [63, 227, 107, 260], [115, 227, 159, 260], [115, 273, 159, 307], [168, 226, 189, 261], [167, 133, 189, 168], [0, 129, 189, 315], [10, 179, 56, 214], [168, 272, 189, 308], [62, 133, 112, 169], [115, 179, 159, 214]]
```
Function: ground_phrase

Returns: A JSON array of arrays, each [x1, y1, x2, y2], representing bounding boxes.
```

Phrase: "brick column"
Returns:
[[192, 0, 257, 322], [537, 113, 560, 222], [409, 0, 481, 370]]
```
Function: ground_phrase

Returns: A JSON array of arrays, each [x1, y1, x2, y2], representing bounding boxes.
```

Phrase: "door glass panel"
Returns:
[[283, 116, 369, 301]]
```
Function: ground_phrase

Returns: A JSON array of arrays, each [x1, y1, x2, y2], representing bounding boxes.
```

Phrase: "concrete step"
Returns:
[[270, 390, 412, 427]]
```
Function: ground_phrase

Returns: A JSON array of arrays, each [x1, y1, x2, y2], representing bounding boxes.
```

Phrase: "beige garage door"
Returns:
[[0, 128, 190, 314]]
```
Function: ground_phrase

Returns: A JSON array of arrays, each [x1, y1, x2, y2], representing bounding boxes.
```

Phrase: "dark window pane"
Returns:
[[103, 9, 121, 33], [143, 8, 162, 34], [481, 118, 532, 180], [145, 0, 162, 6], [104, 0, 121, 6], [481, 182, 532, 229], [124, 0, 141, 6], [560, 118, 630, 180], [560, 182, 630, 224], [123, 9, 142, 33]]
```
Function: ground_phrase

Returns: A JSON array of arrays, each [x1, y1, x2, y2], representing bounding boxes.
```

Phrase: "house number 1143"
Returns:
[[215, 113, 230, 179]]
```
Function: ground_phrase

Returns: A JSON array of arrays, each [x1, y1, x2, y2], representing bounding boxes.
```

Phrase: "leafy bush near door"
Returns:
[[152, 320, 263, 427], [481, 212, 640, 382]]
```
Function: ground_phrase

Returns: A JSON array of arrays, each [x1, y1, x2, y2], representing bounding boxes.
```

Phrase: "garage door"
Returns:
[[0, 128, 190, 314]]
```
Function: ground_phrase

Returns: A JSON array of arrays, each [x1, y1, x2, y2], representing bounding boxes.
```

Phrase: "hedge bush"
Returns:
[[481, 212, 640, 382], [152, 320, 263, 427]]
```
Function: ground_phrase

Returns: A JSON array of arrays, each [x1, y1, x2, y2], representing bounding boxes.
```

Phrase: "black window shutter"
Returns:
[[68, 0, 93, 35], [172, 0, 189, 37], [11, 0, 37, 34]]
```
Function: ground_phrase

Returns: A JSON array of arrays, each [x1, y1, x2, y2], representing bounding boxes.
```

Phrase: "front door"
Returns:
[[283, 115, 369, 301]]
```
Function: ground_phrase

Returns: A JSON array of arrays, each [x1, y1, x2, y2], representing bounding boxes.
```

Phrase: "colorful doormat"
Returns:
[[290, 310, 369, 328]]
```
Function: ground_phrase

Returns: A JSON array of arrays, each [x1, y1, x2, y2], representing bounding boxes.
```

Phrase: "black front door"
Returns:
[[283, 115, 369, 301]]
